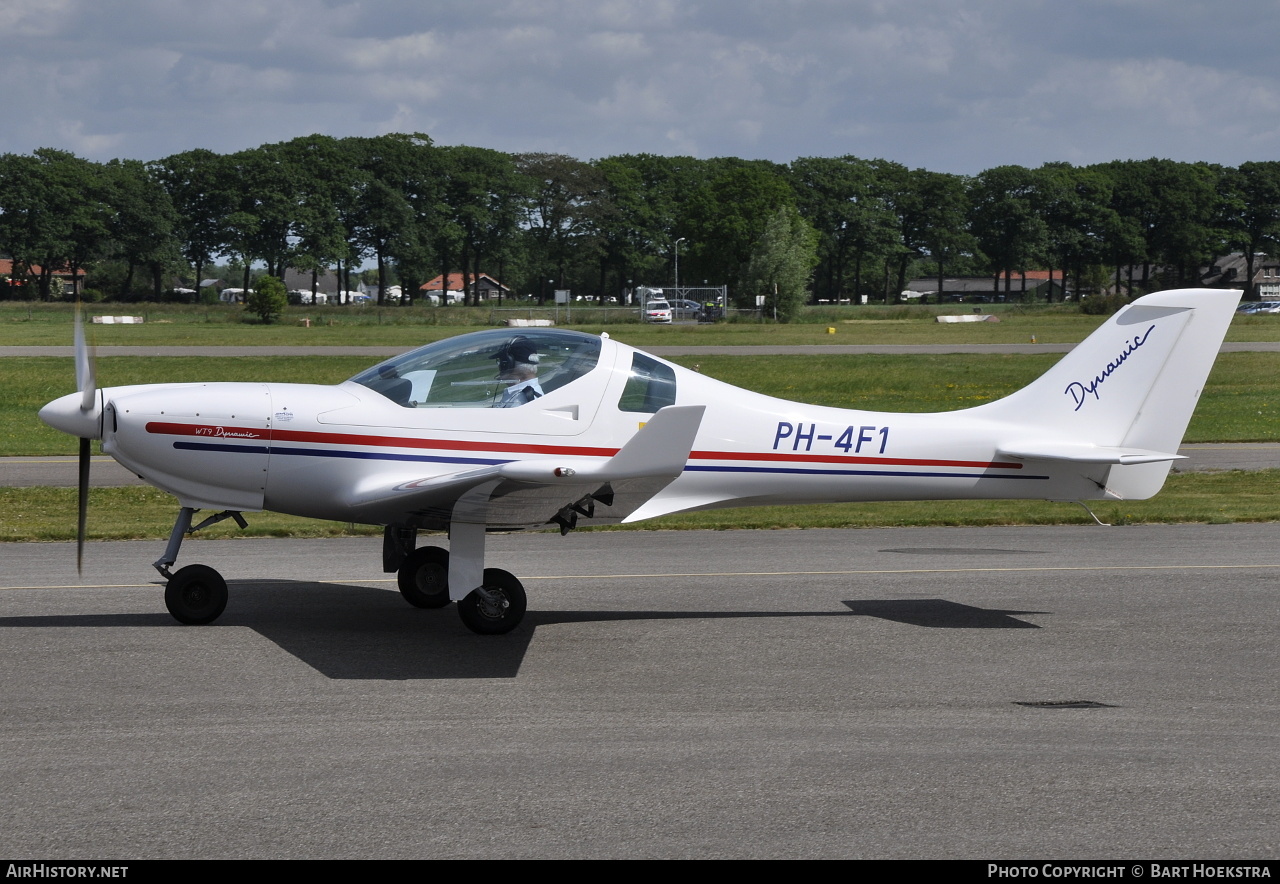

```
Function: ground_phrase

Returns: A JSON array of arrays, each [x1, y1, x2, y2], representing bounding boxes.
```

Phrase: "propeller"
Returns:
[[72, 305, 96, 573], [37, 305, 103, 574], [77, 436, 89, 573]]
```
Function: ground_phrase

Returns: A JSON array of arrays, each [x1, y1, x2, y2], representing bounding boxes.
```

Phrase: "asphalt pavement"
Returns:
[[0, 525, 1276, 858]]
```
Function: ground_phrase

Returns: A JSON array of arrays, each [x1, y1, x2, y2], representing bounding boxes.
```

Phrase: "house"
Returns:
[[283, 268, 342, 296], [282, 268, 369, 304], [0, 258, 86, 296], [420, 273, 510, 303], [1200, 252, 1280, 299], [903, 270, 1066, 303]]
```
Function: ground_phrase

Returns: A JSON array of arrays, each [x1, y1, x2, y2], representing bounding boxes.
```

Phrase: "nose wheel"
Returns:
[[164, 564, 228, 625]]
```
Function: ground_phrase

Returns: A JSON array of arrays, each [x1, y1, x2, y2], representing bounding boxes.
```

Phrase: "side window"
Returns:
[[619, 352, 677, 413]]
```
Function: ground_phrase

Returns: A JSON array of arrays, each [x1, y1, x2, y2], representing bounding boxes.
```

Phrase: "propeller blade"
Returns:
[[72, 302, 96, 574], [74, 304, 96, 412], [77, 436, 89, 575]]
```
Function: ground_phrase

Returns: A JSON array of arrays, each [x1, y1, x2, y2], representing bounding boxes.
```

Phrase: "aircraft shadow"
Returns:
[[0, 583, 1046, 679], [842, 598, 1047, 629]]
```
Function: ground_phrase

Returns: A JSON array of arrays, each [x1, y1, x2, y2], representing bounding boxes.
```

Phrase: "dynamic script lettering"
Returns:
[[1064, 324, 1155, 411], [193, 426, 262, 438]]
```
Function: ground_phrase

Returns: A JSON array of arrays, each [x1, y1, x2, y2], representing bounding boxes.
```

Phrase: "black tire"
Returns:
[[397, 545, 452, 609], [164, 564, 228, 625], [457, 568, 527, 635]]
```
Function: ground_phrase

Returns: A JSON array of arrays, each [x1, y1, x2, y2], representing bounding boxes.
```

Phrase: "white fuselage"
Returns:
[[90, 334, 1104, 529]]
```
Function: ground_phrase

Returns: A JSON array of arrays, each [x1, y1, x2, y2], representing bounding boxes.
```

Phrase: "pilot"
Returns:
[[374, 364, 412, 406], [492, 336, 543, 407]]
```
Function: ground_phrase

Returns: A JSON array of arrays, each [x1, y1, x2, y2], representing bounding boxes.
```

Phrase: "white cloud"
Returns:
[[1, 0, 1279, 171], [581, 30, 651, 61], [343, 32, 448, 70], [0, 0, 75, 36]]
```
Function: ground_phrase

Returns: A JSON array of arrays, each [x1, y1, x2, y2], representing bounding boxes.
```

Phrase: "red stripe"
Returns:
[[146, 421, 1018, 471], [146, 421, 619, 457], [145, 421, 267, 440], [688, 449, 1021, 470]]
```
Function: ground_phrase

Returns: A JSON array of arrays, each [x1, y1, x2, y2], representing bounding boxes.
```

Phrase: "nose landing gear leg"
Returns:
[[153, 506, 244, 625]]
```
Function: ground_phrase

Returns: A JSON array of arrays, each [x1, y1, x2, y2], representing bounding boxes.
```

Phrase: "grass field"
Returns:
[[5, 298, 1280, 347], [3, 468, 1278, 542]]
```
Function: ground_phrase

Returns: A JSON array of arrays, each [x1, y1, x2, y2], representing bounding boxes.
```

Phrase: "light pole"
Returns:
[[674, 237, 685, 291]]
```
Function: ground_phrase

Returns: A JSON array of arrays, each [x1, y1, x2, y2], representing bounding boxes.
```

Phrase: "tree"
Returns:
[[437, 146, 524, 306], [279, 135, 361, 303], [594, 154, 710, 300], [913, 170, 976, 302], [218, 146, 296, 293], [103, 159, 181, 300], [0, 149, 110, 299], [347, 134, 438, 305], [1220, 161, 1280, 300], [678, 159, 794, 302], [742, 205, 819, 321], [1031, 163, 1120, 299], [154, 149, 233, 303], [968, 165, 1047, 298], [246, 274, 288, 323], [1100, 159, 1226, 292], [790, 156, 900, 304], [515, 152, 607, 302]]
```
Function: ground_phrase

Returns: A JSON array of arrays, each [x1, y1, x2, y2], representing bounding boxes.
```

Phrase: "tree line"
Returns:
[[2, 133, 1279, 320]]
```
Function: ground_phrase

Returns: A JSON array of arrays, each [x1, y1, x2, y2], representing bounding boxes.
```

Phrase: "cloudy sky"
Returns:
[[2, 0, 1278, 174]]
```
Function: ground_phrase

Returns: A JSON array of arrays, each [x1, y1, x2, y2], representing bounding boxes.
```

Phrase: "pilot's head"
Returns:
[[492, 336, 540, 379]]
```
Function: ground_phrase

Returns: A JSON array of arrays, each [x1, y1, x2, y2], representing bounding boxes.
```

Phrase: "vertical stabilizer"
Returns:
[[978, 289, 1240, 499]]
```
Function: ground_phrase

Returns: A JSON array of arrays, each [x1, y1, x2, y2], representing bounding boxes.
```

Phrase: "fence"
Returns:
[[487, 305, 642, 326]]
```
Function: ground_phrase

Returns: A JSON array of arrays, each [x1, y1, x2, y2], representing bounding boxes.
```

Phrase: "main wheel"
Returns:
[[397, 545, 452, 609], [164, 564, 228, 625], [457, 568, 527, 635]]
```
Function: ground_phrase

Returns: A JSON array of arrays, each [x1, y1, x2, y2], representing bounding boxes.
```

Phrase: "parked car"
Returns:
[[670, 298, 702, 319], [1238, 300, 1280, 313], [644, 300, 673, 322]]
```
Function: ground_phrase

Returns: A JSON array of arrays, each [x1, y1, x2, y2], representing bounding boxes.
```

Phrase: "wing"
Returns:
[[344, 405, 705, 531]]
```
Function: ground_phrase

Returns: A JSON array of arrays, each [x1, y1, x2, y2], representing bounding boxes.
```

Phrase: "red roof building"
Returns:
[[420, 273, 510, 300], [0, 259, 85, 293]]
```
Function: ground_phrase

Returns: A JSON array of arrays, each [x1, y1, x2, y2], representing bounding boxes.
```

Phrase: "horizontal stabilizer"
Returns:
[[997, 441, 1184, 465]]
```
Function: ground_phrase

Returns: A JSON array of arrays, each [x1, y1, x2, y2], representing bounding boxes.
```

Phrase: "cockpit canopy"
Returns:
[[348, 328, 603, 408]]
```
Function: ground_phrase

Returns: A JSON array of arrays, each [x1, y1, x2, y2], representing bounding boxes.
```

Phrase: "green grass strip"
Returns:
[[3, 469, 1277, 542]]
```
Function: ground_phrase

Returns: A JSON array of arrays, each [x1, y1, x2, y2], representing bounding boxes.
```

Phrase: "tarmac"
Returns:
[[0, 525, 1275, 858]]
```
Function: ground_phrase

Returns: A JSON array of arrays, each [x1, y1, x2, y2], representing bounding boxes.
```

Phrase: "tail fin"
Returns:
[[979, 288, 1240, 499]]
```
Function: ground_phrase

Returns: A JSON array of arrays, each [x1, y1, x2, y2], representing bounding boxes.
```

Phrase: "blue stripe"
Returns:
[[173, 440, 507, 467], [173, 441, 1049, 481], [270, 446, 508, 466], [683, 465, 1050, 480], [173, 442, 269, 455]]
